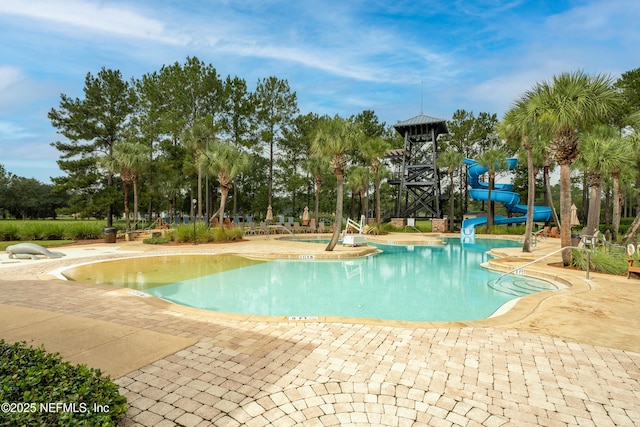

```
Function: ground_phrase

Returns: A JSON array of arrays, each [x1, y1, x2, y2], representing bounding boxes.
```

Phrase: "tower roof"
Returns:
[[393, 114, 448, 136]]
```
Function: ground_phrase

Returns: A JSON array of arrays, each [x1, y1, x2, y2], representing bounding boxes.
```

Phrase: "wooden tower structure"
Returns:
[[387, 114, 448, 218]]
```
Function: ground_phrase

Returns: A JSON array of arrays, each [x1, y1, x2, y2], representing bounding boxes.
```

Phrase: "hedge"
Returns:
[[0, 340, 127, 426]]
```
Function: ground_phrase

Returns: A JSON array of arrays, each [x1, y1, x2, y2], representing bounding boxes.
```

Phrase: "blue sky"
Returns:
[[1, 0, 639, 183]]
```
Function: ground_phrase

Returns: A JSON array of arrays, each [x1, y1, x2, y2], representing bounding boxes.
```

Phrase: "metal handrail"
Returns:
[[580, 234, 626, 255], [494, 246, 591, 286]]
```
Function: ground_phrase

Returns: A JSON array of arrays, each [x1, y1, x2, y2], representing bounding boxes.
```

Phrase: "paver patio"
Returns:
[[1, 235, 639, 426]]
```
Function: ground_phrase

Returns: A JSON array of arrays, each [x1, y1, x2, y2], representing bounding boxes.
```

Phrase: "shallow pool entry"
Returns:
[[62, 254, 266, 290], [64, 239, 555, 322]]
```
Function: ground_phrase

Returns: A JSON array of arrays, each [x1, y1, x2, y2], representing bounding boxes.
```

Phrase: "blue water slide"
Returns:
[[461, 157, 551, 243]]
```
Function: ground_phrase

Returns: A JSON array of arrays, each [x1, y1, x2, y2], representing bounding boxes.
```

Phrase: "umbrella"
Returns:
[[266, 205, 273, 223], [570, 204, 580, 227], [302, 206, 310, 224]]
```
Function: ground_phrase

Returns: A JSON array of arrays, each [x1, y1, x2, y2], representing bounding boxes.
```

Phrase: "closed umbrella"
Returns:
[[266, 205, 273, 223], [570, 204, 580, 227], [302, 206, 310, 225]]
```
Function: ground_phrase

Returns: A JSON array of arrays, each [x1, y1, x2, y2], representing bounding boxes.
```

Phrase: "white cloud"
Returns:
[[0, 0, 184, 44], [0, 65, 22, 91]]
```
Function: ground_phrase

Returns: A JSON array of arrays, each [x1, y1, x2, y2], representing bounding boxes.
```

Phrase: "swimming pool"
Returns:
[[62, 238, 556, 322]]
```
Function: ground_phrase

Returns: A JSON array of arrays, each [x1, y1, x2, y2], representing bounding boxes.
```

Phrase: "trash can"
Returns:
[[104, 227, 117, 243], [571, 234, 580, 246]]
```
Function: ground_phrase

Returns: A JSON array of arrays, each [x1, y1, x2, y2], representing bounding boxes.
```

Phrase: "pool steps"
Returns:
[[488, 277, 556, 297]]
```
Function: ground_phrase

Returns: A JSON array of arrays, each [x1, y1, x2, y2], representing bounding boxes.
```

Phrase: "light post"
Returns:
[[192, 198, 198, 245]]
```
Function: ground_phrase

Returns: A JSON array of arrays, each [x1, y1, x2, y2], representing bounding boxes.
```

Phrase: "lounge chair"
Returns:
[[284, 222, 293, 234], [308, 218, 317, 233], [259, 221, 269, 235], [318, 221, 326, 233], [245, 222, 257, 235]]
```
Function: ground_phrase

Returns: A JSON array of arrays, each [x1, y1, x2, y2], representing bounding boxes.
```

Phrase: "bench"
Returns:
[[628, 259, 640, 279]]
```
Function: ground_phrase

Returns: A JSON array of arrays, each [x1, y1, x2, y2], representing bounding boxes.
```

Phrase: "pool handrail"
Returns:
[[494, 246, 591, 287]]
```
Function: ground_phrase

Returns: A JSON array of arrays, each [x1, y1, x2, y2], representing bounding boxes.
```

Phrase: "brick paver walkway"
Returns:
[[2, 277, 639, 426]]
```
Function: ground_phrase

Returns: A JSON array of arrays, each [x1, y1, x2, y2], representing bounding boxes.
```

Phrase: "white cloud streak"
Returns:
[[0, 0, 183, 44]]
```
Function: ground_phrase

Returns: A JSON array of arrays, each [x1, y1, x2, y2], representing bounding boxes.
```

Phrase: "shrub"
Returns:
[[476, 224, 526, 235], [173, 223, 244, 243], [17, 222, 66, 241], [0, 223, 20, 241], [174, 223, 206, 243], [142, 236, 172, 245], [0, 340, 127, 426], [571, 249, 629, 275], [62, 222, 106, 240]]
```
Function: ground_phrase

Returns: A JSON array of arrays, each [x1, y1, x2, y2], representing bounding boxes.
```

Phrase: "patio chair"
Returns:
[[627, 244, 640, 279], [549, 227, 560, 238], [284, 222, 293, 234], [318, 221, 326, 233], [293, 222, 303, 234], [308, 218, 317, 233], [259, 221, 269, 235], [245, 222, 258, 235]]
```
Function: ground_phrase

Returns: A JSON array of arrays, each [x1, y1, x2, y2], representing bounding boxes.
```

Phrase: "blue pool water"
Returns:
[[144, 239, 555, 322]]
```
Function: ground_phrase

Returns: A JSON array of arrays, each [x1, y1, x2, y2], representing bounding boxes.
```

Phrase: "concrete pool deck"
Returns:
[[1, 233, 639, 426]]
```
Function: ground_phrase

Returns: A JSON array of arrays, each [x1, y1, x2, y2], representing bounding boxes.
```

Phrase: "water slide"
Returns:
[[461, 157, 552, 243]]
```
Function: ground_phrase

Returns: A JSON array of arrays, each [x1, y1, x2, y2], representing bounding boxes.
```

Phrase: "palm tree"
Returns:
[[534, 71, 621, 265], [361, 136, 390, 226], [302, 156, 329, 226], [200, 142, 250, 226], [476, 149, 508, 234], [436, 150, 464, 232], [347, 166, 368, 219], [311, 116, 360, 251], [621, 131, 640, 244], [502, 90, 546, 252], [607, 135, 634, 241], [578, 125, 619, 235], [182, 117, 216, 220], [101, 141, 150, 232]]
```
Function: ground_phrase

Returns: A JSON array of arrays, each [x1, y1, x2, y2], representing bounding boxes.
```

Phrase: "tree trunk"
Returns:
[[133, 177, 139, 230], [314, 180, 321, 224], [545, 166, 561, 228], [582, 172, 588, 224], [219, 186, 229, 227], [559, 164, 572, 266], [374, 169, 381, 226], [326, 171, 343, 251], [197, 165, 203, 220], [622, 212, 640, 245], [523, 146, 535, 253], [449, 169, 455, 232], [612, 171, 622, 242], [604, 185, 611, 227], [268, 138, 274, 207], [486, 171, 494, 233], [123, 181, 130, 231], [107, 171, 114, 227], [586, 179, 602, 236]]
